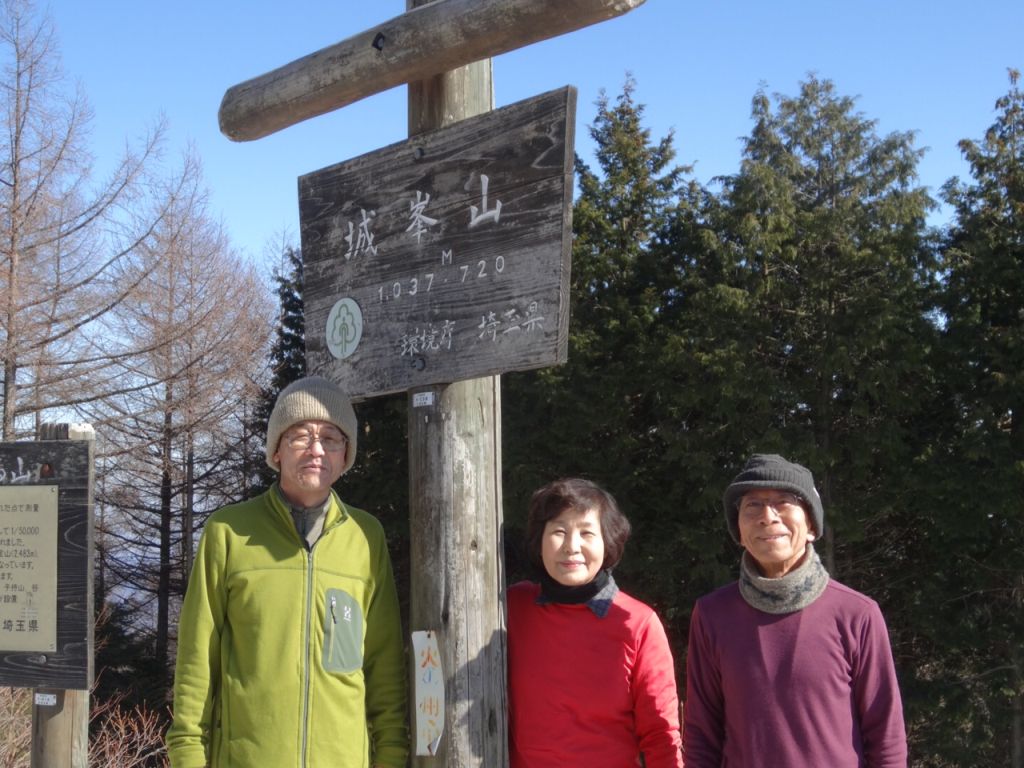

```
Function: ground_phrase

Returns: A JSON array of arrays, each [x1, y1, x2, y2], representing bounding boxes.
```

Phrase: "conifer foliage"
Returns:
[[915, 68, 1024, 766], [502, 73, 1022, 764]]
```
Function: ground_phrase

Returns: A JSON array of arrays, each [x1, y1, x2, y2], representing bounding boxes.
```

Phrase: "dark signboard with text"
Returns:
[[299, 86, 576, 400], [0, 440, 93, 690]]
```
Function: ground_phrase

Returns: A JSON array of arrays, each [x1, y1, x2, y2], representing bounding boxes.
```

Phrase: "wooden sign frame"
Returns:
[[219, 0, 642, 141], [299, 85, 576, 400], [0, 441, 93, 690]]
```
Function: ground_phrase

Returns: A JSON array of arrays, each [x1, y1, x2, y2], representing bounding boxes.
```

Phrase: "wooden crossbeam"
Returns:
[[218, 0, 645, 141]]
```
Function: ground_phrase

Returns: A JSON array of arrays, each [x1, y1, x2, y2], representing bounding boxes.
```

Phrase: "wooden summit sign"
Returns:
[[300, 85, 576, 400]]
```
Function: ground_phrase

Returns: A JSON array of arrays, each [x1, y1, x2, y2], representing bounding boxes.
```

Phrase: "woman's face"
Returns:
[[540, 506, 605, 586]]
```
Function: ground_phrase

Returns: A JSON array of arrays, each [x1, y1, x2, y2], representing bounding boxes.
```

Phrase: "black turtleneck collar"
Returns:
[[536, 569, 617, 618]]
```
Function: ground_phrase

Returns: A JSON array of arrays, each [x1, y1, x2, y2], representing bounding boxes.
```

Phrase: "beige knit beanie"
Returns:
[[265, 376, 358, 474]]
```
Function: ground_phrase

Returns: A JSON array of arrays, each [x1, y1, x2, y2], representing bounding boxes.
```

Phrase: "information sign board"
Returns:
[[0, 440, 93, 690], [0, 486, 58, 652]]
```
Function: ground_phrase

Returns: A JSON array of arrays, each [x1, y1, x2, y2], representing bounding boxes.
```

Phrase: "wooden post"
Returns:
[[30, 688, 88, 768], [406, 30, 508, 768], [30, 422, 93, 768], [221, 2, 637, 763]]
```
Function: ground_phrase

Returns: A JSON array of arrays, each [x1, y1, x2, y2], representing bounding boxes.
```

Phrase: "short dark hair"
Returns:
[[524, 478, 632, 577]]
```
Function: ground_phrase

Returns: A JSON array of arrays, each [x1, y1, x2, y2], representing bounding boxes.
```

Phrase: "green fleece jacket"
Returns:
[[166, 485, 408, 768]]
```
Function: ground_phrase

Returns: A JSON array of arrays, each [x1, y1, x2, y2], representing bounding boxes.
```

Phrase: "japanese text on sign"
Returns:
[[300, 86, 575, 399], [0, 485, 57, 652], [412, 630, 445, 756]]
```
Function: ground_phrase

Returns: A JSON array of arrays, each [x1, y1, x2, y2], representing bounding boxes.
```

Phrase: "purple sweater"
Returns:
[[684, 579, 907, 767]]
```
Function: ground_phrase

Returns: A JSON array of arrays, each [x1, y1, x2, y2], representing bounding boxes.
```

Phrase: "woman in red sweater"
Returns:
[[507, 478, 683, 767]]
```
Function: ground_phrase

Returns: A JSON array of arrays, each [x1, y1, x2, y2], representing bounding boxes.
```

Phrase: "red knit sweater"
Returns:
[[507, 580, 683, 767]]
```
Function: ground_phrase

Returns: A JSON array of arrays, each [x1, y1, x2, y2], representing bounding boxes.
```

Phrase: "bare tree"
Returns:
[[0, 684, 171, 768], [79, 151, 273, 700], [88, 692, 169, 768], [0, 0, 191, 439]]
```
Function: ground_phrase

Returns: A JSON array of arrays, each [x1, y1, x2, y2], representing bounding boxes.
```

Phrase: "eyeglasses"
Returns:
[[739, 493, 804, 517], [284, 430, 347, 453]]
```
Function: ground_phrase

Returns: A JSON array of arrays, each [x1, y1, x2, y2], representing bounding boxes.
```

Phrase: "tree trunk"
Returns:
[[156, 389, 174, 696]]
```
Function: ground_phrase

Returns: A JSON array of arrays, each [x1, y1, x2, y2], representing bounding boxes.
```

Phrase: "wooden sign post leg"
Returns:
[[30, 688, 88, 768], [406, 45, 508, 766]]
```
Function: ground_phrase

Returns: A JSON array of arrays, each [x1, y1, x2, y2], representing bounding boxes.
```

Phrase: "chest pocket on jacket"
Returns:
[[323, 588, 364, 674]]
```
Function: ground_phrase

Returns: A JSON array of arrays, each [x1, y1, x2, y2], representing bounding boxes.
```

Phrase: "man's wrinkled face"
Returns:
[[737, 489, 815, 578], [273, 420, 348, 507]]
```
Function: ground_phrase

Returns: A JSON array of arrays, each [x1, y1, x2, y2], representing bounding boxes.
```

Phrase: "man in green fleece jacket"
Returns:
[[167, 376, 408, 768]]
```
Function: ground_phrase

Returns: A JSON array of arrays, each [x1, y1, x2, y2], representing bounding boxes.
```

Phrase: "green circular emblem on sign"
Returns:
[[326, 298, 363, 359]]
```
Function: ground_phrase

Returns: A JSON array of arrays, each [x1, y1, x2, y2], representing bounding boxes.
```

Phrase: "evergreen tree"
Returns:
[[271, 246, 309, 392], [337, 389, 409, 598], [711, 76, 936, 578], [250, 245, 307, 492], [919, 67, 1024, 766], [502, 78, 707, 645]]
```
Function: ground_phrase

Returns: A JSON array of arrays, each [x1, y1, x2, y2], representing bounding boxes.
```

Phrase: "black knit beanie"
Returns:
[[723, 454, 824, 543]]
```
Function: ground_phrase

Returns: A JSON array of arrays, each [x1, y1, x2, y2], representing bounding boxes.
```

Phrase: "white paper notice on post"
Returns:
[[411, 629, 444, 756]]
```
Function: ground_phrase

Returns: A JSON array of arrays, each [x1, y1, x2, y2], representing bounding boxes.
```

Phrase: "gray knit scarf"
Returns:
[[738, 544, 829, 614]]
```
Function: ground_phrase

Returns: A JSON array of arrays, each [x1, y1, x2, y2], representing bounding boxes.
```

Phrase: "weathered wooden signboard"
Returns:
[[0, 441, 93, 690], [299, 85, 576, 400]]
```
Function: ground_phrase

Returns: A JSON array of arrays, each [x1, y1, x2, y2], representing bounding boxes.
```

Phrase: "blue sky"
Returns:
[[48, 1, 1024, 268]]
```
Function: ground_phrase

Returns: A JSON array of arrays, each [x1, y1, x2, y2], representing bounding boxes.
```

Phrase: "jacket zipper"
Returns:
[[300, 545, 315, 767], [327, 595, 337, 664], [298, 504, 345, 768]]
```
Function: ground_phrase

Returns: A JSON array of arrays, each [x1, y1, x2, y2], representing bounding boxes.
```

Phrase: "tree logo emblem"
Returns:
[[326, 298, 363, 359]]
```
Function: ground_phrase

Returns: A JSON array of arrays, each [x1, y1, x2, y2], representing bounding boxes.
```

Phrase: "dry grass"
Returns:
[[0, 687, 31, 768], [0, 686, 169, 768]]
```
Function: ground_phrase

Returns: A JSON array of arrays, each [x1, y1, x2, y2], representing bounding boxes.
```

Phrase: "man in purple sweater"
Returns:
[[683, 454, 908, 767]]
